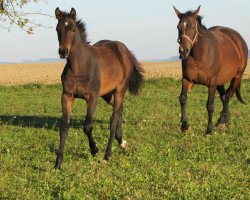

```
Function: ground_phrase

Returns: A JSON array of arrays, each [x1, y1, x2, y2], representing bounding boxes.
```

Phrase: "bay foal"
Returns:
[[54, 8, 144, 169]]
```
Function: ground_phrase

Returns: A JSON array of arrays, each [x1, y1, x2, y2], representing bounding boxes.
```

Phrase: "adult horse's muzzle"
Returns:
[[58, 48, 69, 59], [179, 46, 190, 59]]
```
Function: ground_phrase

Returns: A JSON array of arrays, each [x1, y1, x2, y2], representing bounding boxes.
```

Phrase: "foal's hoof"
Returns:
[[54, 162, 61, 170], [181, 121, 190, 131], [91, 147, 99, 156], [102, 159, 109, 165], [120, 140, 128, 150]]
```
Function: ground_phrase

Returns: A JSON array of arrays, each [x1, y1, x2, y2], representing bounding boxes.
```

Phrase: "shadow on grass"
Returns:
[[0, 115, 108, 131]]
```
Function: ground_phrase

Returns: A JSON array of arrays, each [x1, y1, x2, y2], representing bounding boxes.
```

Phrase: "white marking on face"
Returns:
[[65, 21, 69, 26]]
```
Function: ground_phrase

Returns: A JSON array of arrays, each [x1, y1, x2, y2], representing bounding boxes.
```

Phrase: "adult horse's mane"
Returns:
[[60, 11, 88, 42], [179, 10, 207, 30]]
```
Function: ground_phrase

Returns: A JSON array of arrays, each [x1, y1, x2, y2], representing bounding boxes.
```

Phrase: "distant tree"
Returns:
[[0, 0, 52, 34]]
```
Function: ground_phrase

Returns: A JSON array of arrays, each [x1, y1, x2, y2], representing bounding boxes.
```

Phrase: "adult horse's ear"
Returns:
[[55, 7, 62, 19], [173, 6, 181, 18], [70, 8, 76, 20], [193, 6, 201, 16]]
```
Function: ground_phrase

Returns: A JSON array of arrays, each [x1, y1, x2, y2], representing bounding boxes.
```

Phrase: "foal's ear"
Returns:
[[173, 6, 182, 18], [55, 7, 62, 19], [193, 6, 201, 16], [70, 8, 77, 20]]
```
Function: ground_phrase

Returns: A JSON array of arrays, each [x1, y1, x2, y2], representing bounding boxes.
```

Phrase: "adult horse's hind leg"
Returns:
[[55, 94, 74, 169], [104, 89, 125, 161], [179, 78, 193, 131], [102, 93, 127, 149], [217, 75, 245, 127], [216, 85, 230, 127], [84, 93, 99, 156]]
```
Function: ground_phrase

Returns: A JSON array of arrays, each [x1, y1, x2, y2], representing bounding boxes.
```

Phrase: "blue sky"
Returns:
[[1, 0, 250, 62]]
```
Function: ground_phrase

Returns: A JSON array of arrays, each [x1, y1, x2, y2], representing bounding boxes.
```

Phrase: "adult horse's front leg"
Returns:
[[104, 91, 125, 161], [179, 78, 193, 131], [55, 94, 74, 169], [84, 93, 99, 156], [206, 83, 217, 135]]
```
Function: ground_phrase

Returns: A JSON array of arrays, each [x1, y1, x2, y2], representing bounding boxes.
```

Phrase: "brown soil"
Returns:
[[0, 59, 249, 85]]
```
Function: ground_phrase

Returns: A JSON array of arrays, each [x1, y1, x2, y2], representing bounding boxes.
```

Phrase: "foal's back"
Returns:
[[93, 40, 134, 96]]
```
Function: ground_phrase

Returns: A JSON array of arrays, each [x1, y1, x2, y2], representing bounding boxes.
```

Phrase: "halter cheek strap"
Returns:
[[177, 23, 202, 47]]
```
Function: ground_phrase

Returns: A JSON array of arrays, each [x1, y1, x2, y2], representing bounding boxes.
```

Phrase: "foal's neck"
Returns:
[[67, 30, 90, 72]]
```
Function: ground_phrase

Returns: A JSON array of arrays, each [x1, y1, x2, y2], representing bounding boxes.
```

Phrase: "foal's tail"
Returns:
[[128, 51, 145, 95], [235, 83, 246, 104]]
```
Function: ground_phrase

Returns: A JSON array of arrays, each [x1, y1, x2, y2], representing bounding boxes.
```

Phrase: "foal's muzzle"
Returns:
[[58, 48, 69, 58], [179, 46, 190, 59]]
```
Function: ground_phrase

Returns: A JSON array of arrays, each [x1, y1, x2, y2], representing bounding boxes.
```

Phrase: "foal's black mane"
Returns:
[[76, 20, 88, 42], [180, 10, 207, 30], [61, 11, 88, 42]]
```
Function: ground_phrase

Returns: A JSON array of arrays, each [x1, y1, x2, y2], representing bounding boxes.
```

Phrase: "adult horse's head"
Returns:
[[55, 7, 77, 58], [173, 6, 202, 59]]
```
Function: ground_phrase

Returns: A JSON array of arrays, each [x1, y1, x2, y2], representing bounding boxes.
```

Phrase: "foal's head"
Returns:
[[55, 7, 78, 58], [174, 6, 202, 59]]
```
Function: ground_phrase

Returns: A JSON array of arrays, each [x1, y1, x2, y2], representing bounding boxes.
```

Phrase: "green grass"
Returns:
[[0, 78, 249, 199]]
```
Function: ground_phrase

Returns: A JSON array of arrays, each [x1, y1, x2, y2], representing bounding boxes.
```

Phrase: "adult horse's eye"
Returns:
[[73, 29, 76, 32]]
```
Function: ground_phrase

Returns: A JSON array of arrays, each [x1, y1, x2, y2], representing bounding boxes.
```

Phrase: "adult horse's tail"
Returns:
[[235, 83, 246, 104], [128, 51, 145, 95]]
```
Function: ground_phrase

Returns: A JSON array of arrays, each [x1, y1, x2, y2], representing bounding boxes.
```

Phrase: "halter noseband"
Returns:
[[177, 22, 202, 47]]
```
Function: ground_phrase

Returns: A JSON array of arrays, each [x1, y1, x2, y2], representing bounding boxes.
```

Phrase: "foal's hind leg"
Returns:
[[102, 93, 127, 149], [216, 85, 230, 127], [104, 90, 125, 161], [55, 94, 74, 169], [84, 93, 99, 156]]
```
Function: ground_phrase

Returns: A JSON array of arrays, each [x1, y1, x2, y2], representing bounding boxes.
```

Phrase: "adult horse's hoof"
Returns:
[[120, 140, 128, 150], [91, 147, 99, 156], [216, 114, 230, 128], [54, 160, 62, 170], [181, 121, 190, 131], [216, 119, 229, 128], [54, 154, 63, 169], [204, 131, 212, 136]]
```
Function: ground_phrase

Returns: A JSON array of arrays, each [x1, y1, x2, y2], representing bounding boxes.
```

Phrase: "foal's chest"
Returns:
[[61, 70, 92, 99]]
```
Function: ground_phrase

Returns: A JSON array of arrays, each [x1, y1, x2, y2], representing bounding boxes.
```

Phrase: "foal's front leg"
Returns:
[[84, 93, 99, 156], [55, 94, 74, 169], [179, 78, 193, 131], [206, 84, 217, 135]]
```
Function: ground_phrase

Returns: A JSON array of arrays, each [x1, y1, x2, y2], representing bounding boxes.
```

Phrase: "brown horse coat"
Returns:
[[54, 8, 144, 169], [174, 6, 248, 134]]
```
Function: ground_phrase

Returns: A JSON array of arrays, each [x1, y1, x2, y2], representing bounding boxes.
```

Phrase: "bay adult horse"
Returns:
[[54, 7, 144, 169], [173, 6, 248, 135]]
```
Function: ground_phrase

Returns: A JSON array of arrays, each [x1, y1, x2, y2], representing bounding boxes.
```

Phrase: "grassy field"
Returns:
[[0, 78, 249, 199]]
